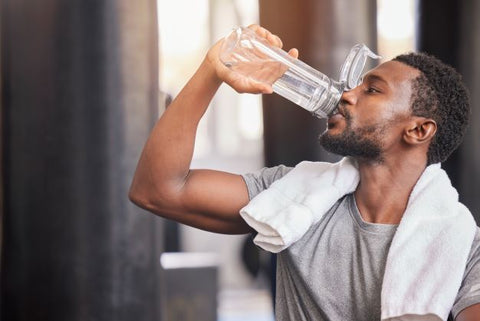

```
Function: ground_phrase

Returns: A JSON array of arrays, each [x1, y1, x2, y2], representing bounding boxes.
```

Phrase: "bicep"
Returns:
[[152, 169, 252, 234]]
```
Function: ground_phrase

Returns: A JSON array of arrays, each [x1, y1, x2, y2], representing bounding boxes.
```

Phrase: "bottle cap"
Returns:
[[339, 44, 381, 90]]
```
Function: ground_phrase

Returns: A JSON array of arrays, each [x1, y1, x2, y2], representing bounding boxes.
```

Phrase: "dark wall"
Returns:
[[418, 0, 480, 223], [457, 0, 480, 224], [1, 0, 162, 320]]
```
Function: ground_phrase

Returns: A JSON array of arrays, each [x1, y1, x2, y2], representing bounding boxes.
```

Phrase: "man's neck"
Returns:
[[354, 157, 427, 224]]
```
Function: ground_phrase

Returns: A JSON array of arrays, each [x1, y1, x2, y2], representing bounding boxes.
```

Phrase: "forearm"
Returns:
[[129, 25, 292, 232], [129, 59, 221, 205]]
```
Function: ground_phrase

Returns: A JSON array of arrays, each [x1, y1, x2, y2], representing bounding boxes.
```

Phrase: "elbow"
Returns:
[[128, 183, 148, 209], [128, 178, 174, 215], [128, 179, 158, 211], [128, 186, 163, 214], [128, 185, 142, 207]]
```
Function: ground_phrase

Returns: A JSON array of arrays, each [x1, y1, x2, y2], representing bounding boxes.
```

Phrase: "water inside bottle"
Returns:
[[272, 68, 343, 118]]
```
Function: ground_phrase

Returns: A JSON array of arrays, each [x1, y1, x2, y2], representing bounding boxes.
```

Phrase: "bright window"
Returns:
[[157, 0, 264, 173], [377, 0, 416, 60]]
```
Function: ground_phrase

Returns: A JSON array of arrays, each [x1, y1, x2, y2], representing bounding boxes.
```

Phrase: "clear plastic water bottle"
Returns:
[[220, 27, 381, 118]]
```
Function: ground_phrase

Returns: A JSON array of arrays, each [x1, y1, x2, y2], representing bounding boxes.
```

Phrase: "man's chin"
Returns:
[[318, 132, 348, 156], [318, 131, 383, 161]]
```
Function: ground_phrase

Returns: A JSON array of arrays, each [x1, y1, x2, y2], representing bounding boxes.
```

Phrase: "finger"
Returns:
[[238, 82, 273, 95], [244, 79, 273, 94], [247, 24, 262, 35], [288, 48, 299, 59], [261, 84, 274, 94], [253, 80, 273, 94], [244, 81, 273, 94], [248, 24, 283, 48], [267, 33, 283, 48], [223, 70, 273, 95]]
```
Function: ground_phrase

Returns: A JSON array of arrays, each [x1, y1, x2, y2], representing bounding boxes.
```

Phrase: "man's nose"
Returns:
[[340, 87, 358, 106]]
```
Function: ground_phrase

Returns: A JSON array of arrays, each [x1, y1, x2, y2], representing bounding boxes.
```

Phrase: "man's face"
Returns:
[[319, 61, 420, 162]]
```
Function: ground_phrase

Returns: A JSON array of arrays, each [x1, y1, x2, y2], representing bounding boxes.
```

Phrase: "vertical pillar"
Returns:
[[417, 0, 462, 187], [418, 0, 480, 222], [457, 0, 480, 223], [259, 0, 377, 166], [1, 0, 162, 320]]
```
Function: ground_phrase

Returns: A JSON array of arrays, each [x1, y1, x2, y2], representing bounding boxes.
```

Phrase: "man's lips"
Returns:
[[327, 106, 345, 127], [327, 113, 344, 128], [335, 105, 346, 117]]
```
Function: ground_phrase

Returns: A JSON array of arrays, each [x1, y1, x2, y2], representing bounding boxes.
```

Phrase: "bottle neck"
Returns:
[[311, 80, 345, 118]]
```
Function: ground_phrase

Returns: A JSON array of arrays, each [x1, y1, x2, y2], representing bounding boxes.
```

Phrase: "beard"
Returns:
[[319, 112, 386, 162]]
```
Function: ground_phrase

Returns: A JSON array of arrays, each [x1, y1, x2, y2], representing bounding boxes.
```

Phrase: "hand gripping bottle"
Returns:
[[220, 27, 381, 118]]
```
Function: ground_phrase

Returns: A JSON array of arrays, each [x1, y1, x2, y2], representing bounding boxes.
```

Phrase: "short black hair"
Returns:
[[393, 52, 470, 164]]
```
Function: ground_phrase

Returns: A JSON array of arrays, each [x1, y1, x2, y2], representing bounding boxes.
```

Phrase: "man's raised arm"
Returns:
[[129, 25, 297, 234]]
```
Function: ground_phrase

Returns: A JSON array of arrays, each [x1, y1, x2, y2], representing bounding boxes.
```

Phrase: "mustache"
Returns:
[[336, 103, 351, 120]]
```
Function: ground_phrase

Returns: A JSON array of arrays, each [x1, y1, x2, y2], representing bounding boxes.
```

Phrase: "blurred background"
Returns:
[[0, 0, 479, 320]]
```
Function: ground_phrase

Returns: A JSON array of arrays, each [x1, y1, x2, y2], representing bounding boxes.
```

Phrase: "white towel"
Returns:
[[239, 157, 476, 321]]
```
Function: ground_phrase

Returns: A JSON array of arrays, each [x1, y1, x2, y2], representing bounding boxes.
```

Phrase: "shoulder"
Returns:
[[241, 165, 293, 200]]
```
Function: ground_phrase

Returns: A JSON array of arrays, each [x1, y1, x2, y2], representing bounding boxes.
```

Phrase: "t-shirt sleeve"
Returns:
[[451, 227, 480, 318], [241, 165, 293, 200]]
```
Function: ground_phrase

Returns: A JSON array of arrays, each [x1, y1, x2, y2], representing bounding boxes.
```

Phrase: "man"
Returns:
[[129, 25, 480, 320]]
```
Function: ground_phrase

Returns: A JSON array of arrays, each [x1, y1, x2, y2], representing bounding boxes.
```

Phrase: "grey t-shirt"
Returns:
[[242, 165, 480, 321]]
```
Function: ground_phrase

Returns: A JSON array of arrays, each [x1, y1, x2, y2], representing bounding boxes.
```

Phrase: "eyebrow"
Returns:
[[362, 73, 390, 87]]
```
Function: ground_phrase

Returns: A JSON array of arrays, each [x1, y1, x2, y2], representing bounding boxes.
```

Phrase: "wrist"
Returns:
[[200, 54, 223, 88]]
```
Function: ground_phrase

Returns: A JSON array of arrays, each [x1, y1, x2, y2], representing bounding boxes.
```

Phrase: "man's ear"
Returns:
[[403, 117, 437, 145]]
